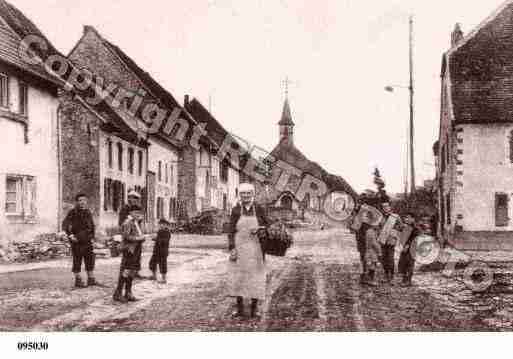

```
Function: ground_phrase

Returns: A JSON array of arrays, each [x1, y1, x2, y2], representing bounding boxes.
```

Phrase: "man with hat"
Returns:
[[119, 190, 144, 279]]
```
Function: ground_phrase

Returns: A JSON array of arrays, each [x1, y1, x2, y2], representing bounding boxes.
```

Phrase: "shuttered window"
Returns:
[[5, 175, 36, 218]]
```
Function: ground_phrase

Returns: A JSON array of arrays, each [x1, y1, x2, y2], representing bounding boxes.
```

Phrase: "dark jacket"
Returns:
[[62, 207, 95, 245], [153, 229, 171, 256], [228, 203, 269, 251]]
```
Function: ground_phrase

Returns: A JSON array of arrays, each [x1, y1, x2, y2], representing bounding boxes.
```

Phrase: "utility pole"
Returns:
[[409, 15, 416, 194]]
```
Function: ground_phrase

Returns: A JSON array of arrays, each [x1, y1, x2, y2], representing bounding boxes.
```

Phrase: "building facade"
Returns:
[[67, 25, 187, 225], [184, 97, 240, 213], [437, 2, 513, 242], [0, 0, 61, 242], [59, 91, 149, 235]]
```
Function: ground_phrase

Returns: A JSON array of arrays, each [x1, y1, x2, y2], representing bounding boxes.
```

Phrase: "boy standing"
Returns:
[[398, 213, 419, 287], [363, 224, 382, 287], [113, 208, 146, 302], [149, 219, 171, 284]]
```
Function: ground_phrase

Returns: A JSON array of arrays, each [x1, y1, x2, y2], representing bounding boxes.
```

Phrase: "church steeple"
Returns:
[[278, 97, 294, 145]]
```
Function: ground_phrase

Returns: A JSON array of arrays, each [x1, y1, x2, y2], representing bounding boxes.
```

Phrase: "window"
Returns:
[[0, 74, 9, 108], [170, 164, 174, 186], [117, 143, 123, 171], [19, 81, 27, 115], [128, 148, 134, 174], [157, 197, 164, 219], [107, 140, 113, 168], [5, 175, 36, 217], [138, 150, 143, 176], [220, 155, 229, 182], [158, 161, 162, 182], [495, 193, 509, 227], [165, 163, 169, 183]]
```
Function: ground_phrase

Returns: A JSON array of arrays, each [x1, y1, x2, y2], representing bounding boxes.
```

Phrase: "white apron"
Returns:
[[228, 210, 266, 300]]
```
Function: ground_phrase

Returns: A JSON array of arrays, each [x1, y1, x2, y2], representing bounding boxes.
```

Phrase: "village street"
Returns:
[[1, 228, 513, 331]]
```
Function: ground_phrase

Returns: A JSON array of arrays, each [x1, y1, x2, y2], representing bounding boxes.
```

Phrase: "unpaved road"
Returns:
[[1, 229, 513, 331]]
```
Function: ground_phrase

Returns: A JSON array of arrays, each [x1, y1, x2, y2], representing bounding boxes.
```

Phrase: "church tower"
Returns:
[[278, 97, 294, 145]]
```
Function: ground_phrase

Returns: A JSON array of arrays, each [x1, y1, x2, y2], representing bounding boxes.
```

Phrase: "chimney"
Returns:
[[451, 23, 464, 47], [184, 94, 189, 107]]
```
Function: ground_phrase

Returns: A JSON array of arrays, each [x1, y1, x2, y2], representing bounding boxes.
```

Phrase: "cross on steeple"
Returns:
[[282, 76, 292, 98]]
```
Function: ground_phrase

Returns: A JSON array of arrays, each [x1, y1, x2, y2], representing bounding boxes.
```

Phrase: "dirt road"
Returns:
[[1, 229, 512, 331]]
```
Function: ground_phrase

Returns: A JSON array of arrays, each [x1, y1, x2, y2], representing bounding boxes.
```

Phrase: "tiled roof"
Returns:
[[0, 0, 60, 84], [445, 1, 513, 124], [184, 98, 230, 148], [101, 36, 181, 110]]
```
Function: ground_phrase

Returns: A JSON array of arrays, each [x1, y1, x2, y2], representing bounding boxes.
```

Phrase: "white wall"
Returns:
[[98, 131, 146, 232], [147, 136, 179, 222], [0, 77, 59, 242], [457, 124, 513, 231]]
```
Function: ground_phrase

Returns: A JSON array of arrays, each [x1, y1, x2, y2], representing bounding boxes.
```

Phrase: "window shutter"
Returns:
[[30, 178, 37, 218]]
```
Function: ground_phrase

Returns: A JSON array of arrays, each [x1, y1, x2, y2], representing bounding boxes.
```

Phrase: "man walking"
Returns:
[[62, 193, 99, 288]]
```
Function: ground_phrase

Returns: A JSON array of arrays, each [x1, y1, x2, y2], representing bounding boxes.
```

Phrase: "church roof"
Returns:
[[278, 98, 294, 126], [270, 138, 358, 199]]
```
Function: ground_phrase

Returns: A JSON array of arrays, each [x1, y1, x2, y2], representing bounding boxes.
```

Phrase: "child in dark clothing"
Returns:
[[398, 212, 419, 287], [149, 219, 171, 283]]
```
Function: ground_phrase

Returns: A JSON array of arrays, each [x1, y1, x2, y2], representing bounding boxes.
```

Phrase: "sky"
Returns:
[[9, 0, 507, 194]]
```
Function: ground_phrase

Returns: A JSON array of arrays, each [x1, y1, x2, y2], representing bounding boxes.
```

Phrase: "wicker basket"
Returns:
[[259, 223, 293, 257]]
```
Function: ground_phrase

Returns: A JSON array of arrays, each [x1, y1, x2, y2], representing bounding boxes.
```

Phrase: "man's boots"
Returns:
[[366, 270, 377, 287], [74, 276, 86, 288], [149, 271, 157, 281], [250, 299, 260, 319], [124, 277, 138, 302], [233, 296, 244, 318], [87, 276, 99, 286], [113, 275, 127, 302]]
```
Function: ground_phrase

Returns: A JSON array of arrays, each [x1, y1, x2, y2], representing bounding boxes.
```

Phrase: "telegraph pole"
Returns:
[[409, 15, 416, 194]]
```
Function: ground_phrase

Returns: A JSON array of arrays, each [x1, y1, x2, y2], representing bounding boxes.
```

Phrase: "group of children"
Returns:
[[355, 202, 428, 288]]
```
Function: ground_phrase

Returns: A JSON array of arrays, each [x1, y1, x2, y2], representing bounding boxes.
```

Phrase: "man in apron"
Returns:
[[227, 183, 269, 319]]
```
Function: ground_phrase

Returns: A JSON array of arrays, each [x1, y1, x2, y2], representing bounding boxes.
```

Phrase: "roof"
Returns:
[[100, 34, 181, 111], [270, 138, 358, 199], [278, 97, 294, 126], [184, 98, 229, 148], [0, 0, 60, 85], [443, 0, 513, 124]]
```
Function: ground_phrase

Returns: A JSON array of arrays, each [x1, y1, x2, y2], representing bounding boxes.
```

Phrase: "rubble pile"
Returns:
[[9, 234, 71, 262]]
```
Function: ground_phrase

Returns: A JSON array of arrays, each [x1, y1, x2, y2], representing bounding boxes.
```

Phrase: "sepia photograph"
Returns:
[[1, 0, 513, 355]]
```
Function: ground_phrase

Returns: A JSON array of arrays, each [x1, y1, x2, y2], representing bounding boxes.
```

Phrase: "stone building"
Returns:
[[67, 25, 191, 226], [184, 97, 240, 212], [437, 1, 513, 242], [0, 0, 62, 242]]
